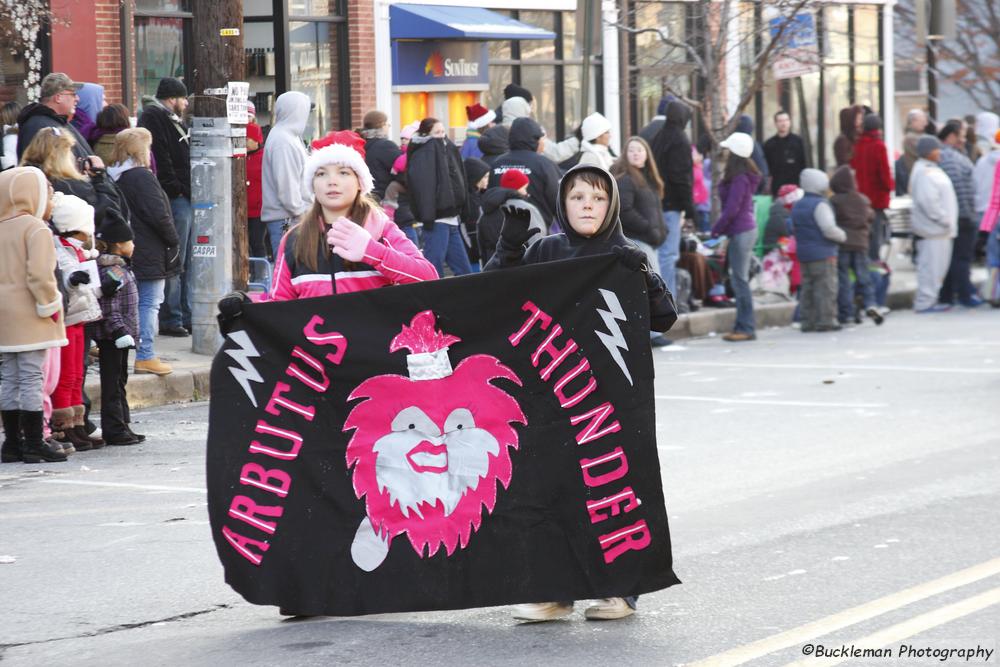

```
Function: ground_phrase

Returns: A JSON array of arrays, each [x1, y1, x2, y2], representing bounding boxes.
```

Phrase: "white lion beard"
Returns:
[[371, 428, 500, 519]]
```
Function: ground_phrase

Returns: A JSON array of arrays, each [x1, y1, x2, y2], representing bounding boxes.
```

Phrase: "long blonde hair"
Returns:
[[292, 194, 383, 272], [109, 127, 153, 168], [610, 136, 665, 199], [20, 127, 85, 181]]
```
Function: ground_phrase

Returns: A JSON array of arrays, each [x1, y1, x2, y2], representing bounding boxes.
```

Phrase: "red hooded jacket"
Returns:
[[850, 130, 894, 210]]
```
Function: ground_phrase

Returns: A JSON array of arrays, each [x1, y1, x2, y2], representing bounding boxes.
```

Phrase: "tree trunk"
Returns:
[[192, 0, 248, 291]]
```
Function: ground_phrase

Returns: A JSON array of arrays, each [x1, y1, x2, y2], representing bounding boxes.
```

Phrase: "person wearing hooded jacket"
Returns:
[[494, 83, 533, 126], [500, 97, 532, 130], [577, 113, 615, 170], [651, 100, 697, 300], [486, 167, 676, 624], [0, 166, 69, 464], [829, 165, 882, 325], [406, 117, 473, 276], [833, 105, 864, 167], [70, 83, 104, 145], [360, 110, 401, 200], [909, 136, 958, 312], [261, 91, 314, 261], [478, 124, 510, 167], [488, 117, 563, 228], [851, 113, 894, 261], [639, 96, 674, 145], [461, 157, 492, 268]]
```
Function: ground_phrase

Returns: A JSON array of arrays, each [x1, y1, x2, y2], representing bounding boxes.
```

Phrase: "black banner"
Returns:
[[207, 254, 679, 616]]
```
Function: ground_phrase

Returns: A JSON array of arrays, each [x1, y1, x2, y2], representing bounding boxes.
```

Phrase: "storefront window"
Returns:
[[488, 65, 512, 109], [854, 64, 880, 110], [519, 12, 556, 61], [135, 17, 188, 102], [244, 21, 276, 124], [520, 65, 557, 137], [823, 65, 852, 165], [630, 1, 689, 132], [562, 11, 578, 59], [289, 20, 341, 140], [244, 0, 272, 17], [489, 41, 512, 61], [824, 5, 850, 64], [563, 65, 583, 133]]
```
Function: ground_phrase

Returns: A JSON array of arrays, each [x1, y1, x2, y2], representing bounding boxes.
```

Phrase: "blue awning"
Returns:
[[390, 4, 556, 41]]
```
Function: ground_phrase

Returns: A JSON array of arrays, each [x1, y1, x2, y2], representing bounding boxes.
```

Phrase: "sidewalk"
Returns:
[[83, 251, 988, 412]]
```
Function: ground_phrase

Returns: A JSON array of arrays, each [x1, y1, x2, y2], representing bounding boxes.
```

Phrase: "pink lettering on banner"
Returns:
[[248, 420, 303, 460], [580, 447, 629, 487], [553, 358, 597, 408], [531, 325, 579, 380], [570, 402, 621, 445], [303, 315, 347, 365], [228, 495, 285, 534], [598, 519, 651, 563], [239, 462, 292, 498], [286, 346, 331, 392], [265, 381, 316, 421], [586, 487, 640, 524], [509, 301, 552, 346], [222, 526, 270, 566]]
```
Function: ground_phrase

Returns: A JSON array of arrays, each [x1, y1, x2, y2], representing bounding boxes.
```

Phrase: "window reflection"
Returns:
[[135, 17, 187, 102], [289, 20, 340, 140]]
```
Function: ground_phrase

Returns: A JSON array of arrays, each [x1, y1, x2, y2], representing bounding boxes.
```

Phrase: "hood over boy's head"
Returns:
[[557, 164, 621, 243]]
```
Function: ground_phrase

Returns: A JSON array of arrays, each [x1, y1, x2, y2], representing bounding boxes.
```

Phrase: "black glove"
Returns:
[[68, 270, 91, 286], [613, 245, 648, 272], [217, 291, 251, 335], [499, 203, 539, 248], [100, 273, 122, 296]]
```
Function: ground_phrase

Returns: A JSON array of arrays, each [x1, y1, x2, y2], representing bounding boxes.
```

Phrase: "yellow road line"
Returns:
[[686, 557, 1000, 667], [783, 585, 1000, 666]]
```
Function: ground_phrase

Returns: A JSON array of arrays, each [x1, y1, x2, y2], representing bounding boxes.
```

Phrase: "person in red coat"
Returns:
[[245, 101, 266, 259], [850, 113, 894, 260]]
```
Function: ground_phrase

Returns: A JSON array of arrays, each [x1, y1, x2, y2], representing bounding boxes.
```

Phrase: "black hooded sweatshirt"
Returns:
[[406, 134, 467, 231], [477, 125, 510, 167], [484, 164, 677, 333], [487, 117, 563, 227], [16, 103, 93, 162], [651, 101, 696, 220]]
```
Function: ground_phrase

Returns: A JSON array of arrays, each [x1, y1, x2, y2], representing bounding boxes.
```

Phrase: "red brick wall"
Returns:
[[49, 0, 126, 104], [346, 0, 376, 129]]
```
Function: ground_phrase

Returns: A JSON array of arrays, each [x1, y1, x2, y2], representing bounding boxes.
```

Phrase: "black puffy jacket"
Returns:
[[651, 101, 696, 219], [45, 170, 131, 241], [477, 125, 510, 167], [16, 103, 93, 162], [616, 173, 666, 247], [138, 101, 190, 200], [406, 135, 467, 230], [114, 166, 180, 280], [364, 136, 402, 200]]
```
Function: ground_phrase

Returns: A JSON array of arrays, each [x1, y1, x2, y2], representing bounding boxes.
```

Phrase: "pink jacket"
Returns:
[[270, 209, 438, 301], [979, 160, 1000, 233]]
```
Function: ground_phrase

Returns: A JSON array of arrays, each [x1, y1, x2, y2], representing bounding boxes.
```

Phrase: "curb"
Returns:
[[82, 281, 954, 411]]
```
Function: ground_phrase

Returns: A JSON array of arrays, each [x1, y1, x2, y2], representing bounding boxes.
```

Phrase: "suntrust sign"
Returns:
[[393, 40, 489, 90]]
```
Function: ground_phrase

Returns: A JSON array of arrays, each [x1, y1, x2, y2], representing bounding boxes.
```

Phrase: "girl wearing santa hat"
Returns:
[[269, 131, 438, 301]]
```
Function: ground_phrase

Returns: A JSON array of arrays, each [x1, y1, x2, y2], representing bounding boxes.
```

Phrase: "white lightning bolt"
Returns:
[[595, 288, 633, 386], [225, 330, 264, 407]]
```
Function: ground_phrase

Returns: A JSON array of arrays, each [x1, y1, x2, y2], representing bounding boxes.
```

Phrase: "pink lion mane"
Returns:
[[344, 354, 526, 558]]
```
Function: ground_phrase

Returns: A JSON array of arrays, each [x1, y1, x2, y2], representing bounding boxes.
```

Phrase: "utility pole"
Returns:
[[189, 0, 247, 354]]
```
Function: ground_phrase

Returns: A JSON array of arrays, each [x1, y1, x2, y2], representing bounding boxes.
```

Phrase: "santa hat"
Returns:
[[777, 184, 803, 210], [303, 130, 374, 196], [390, 311, 460, 381], [466, 103, 496, 130], [499, 169, 529, 191]]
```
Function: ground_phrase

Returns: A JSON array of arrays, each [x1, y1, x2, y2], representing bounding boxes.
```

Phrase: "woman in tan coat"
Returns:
[[0, 166, 68, 463]]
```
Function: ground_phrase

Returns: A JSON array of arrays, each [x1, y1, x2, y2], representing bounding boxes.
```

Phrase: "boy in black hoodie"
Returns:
[[485, 164, 676, 621]]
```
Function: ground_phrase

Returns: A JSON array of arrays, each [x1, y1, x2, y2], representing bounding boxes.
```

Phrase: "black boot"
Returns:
[[1, 410, 23, 463], [21, 411, 67, 463]]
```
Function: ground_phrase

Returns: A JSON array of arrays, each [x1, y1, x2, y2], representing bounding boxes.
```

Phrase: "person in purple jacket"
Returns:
[[712, 132, 762, 342], [70, 83, 105, 144]]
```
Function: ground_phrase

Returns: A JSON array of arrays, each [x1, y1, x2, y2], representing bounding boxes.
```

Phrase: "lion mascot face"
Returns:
[[344, 312, 526, 570]]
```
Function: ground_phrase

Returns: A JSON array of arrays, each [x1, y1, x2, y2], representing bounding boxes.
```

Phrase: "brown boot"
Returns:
[[73, 405, 104, 448], [52, 407, 91, 452], [134, 358, 173, 376]]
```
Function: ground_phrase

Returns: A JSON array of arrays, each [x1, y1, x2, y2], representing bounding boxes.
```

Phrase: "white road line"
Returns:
[[658, 361, 1000, 374], [686, 556, 1000, 667], [40, 479, 206, 493], [654, 395, 888, 409], [783, 585, 1000, 667]]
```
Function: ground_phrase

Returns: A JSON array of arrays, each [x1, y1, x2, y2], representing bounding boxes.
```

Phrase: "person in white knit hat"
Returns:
[[268, 130, 438, 302], [578, 112, 615, 170]]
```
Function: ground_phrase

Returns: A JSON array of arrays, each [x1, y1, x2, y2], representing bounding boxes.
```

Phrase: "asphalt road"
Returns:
[[2, 307, 998, 666]]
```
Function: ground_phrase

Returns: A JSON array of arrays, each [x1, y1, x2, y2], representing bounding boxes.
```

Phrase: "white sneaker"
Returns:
[[511, 602, 574, 622], [584, 598, 635, 620]]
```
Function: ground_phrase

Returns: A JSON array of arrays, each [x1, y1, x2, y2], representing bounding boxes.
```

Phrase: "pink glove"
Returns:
[[327, 218, 373, 263]]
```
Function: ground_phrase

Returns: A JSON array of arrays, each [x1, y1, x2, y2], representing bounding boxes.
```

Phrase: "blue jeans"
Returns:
[[136, 279, 166, 361], [160, 196, 192, 330], [656, 210, 682, 297], [837, 250, 876, 321], [421, 224, 472, 277], [266, 219, 292, 261], [727, 228, 757, 334], [402, 225, 420, 247], [939, 219, 978, 304]]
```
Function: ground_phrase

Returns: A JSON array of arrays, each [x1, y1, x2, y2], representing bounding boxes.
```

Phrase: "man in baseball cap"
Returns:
[[16, 73, 97, 163]]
